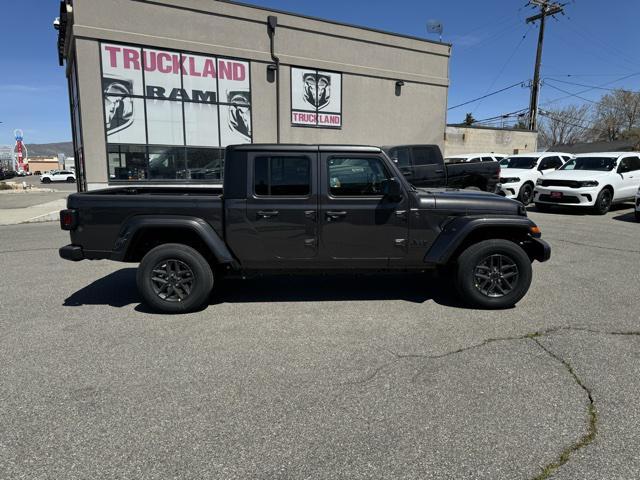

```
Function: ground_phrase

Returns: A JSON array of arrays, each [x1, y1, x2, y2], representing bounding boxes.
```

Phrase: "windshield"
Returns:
[[560, 157, 616, 171], [502, 157, 537, 169]]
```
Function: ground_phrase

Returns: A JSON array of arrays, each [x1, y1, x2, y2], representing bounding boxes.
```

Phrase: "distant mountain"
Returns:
[[26, 142, 74, 157]]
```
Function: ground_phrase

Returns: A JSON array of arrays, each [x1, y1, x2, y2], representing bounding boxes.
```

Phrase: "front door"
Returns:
[[320, 153, 409, 267], [617, 156, 640, 200], [244, 152, 318, 266]]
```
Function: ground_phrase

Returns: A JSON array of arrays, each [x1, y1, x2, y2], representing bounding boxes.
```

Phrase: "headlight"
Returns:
[[578, 181, 599, 187], [536, 178, 543, 186], [500, 177, 520, 184]]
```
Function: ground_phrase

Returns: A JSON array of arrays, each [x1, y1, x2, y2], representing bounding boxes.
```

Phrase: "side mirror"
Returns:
[[382, 177, 403, 200]]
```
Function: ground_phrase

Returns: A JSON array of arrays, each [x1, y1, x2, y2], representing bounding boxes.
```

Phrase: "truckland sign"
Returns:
[[291, 67, 342, 128], [100, 43, 252, 148]]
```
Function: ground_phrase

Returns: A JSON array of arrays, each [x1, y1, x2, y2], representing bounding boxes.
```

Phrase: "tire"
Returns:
[[593, 188, 612, 215], [42, 177, 51, 184], [635, 210, 640, 222], [66, 177, 75, 183], [535, 203, 553, 213], [518, 183, 534, 206], [136, 243, 214, 313], [455, 239, 533, 309]]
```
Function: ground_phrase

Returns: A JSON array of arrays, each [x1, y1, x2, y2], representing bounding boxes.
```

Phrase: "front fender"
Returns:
[[424, 216, 540, 265], [112, 215, 238, 268]]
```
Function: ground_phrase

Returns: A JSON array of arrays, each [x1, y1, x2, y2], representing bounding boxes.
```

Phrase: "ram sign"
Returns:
[[100, 43, 252, 148]]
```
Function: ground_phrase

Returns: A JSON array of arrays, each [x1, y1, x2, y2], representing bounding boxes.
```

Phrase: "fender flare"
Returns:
[[424, 216, 538, 265], [112, 215, 239, 268]]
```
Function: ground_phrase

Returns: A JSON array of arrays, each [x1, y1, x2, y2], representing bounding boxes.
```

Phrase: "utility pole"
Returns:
[[526, 0, 565, 131]]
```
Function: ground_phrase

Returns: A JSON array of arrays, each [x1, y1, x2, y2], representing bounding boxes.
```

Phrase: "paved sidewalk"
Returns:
[[0, 198, 67, 225]]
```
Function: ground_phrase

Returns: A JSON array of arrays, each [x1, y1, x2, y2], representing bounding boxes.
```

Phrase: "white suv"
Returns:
[[498, 152, 572, 205], [41, 170, 76, 183], [533, 152, 640, 215]]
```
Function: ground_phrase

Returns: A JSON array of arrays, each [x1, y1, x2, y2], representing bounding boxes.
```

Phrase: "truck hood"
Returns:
[[539, 169, 613, 181], [415, 188, 524, 216]]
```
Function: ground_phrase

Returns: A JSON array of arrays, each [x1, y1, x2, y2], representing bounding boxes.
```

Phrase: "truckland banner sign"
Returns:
[[291, 67, 342, 128], [100, 43, 252, 148]]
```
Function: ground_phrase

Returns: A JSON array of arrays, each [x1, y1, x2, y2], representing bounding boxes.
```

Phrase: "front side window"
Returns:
[[254, 156, 311, 196], [328, 157, 390, 196], [388, 147, 411, 168]]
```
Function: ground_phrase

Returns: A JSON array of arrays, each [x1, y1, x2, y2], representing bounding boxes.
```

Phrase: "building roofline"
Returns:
[[202, 0, 452, 48], [446, 124, 536, 133]]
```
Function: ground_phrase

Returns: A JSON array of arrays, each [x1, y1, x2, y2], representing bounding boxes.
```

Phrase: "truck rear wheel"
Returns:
[[455, 239, 532, 309], [136, 243, 213, 313]]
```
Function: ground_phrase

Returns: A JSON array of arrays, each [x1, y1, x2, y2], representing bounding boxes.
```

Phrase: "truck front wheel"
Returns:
[[455, 239, 532, 309], [136, 243, 213, 313]]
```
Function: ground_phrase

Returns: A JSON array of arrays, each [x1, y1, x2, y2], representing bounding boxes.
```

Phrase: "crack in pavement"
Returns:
[[344, 326, 640, 479]]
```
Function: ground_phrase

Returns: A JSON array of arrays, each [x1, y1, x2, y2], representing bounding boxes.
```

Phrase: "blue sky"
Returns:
[[1, 0, 639, 144]]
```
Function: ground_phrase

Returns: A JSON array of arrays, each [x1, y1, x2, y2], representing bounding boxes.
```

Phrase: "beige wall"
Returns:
[[66, 0, 450, 187], [444, 126, 538, 157]]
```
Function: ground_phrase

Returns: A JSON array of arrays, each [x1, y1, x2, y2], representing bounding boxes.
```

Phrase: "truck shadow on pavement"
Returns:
[[63, 268, 470, 311]]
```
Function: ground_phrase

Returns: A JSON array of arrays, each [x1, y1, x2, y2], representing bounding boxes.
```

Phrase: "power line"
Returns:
[[544, 82, 598, 104], [471, 25, 533, 113], [541, 72, 640, 106], [448, 81, 525, 111], [545, 77, 640, 94]]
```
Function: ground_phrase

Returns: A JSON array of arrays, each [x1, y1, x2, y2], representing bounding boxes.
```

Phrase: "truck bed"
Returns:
[[66, 187, 224, 256]]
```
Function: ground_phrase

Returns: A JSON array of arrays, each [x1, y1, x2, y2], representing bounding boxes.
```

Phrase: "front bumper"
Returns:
[[534, 186, 599, 206], [529, 237, 551, 263], [498, 183, 520, 199], [59, 244, 84, 261]]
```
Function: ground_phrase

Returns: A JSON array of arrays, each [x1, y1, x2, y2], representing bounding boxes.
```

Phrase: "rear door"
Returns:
[[244, 151, 318, 266], [411, 146, 446, 187], [320, 152, 409, 267]]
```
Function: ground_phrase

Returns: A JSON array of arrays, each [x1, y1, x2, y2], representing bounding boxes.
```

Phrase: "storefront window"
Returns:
[[100, 42, 252, 183]]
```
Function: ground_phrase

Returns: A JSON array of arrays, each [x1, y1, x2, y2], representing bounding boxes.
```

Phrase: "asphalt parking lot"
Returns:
[[1, 204, 639, 479]]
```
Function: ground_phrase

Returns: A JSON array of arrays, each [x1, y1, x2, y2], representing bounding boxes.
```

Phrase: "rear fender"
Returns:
[[112, 215, 239, 268]]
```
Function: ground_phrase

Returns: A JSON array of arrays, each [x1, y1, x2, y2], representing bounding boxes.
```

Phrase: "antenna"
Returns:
[[426, 20, 444, 42]]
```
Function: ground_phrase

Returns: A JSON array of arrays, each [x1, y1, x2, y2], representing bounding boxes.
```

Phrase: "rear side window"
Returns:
[[254, 156, 311, 196], [412, 147, 441, 166], [626, 157, 640, 171], [481, 157, 495, 162]]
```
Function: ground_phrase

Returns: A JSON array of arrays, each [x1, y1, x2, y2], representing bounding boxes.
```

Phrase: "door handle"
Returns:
[[257, 210, 279, 219], [326, 210, 347, 221], [435, 169, 444, 173]]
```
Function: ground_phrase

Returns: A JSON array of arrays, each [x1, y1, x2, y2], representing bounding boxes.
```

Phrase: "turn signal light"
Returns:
[[530, 225, 541, 237]]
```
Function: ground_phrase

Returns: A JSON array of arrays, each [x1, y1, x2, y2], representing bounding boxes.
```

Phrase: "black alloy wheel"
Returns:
[[150, 259, 195, 302], [473, 254, 519, 298], [518, 183, 533, 206], [594, 189, 612, 215], [137, 243, 214, 313], [454, 239, 532, 309]]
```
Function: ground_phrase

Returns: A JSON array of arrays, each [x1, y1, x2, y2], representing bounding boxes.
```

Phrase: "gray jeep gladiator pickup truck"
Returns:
[[59, 144, 550, 313]]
